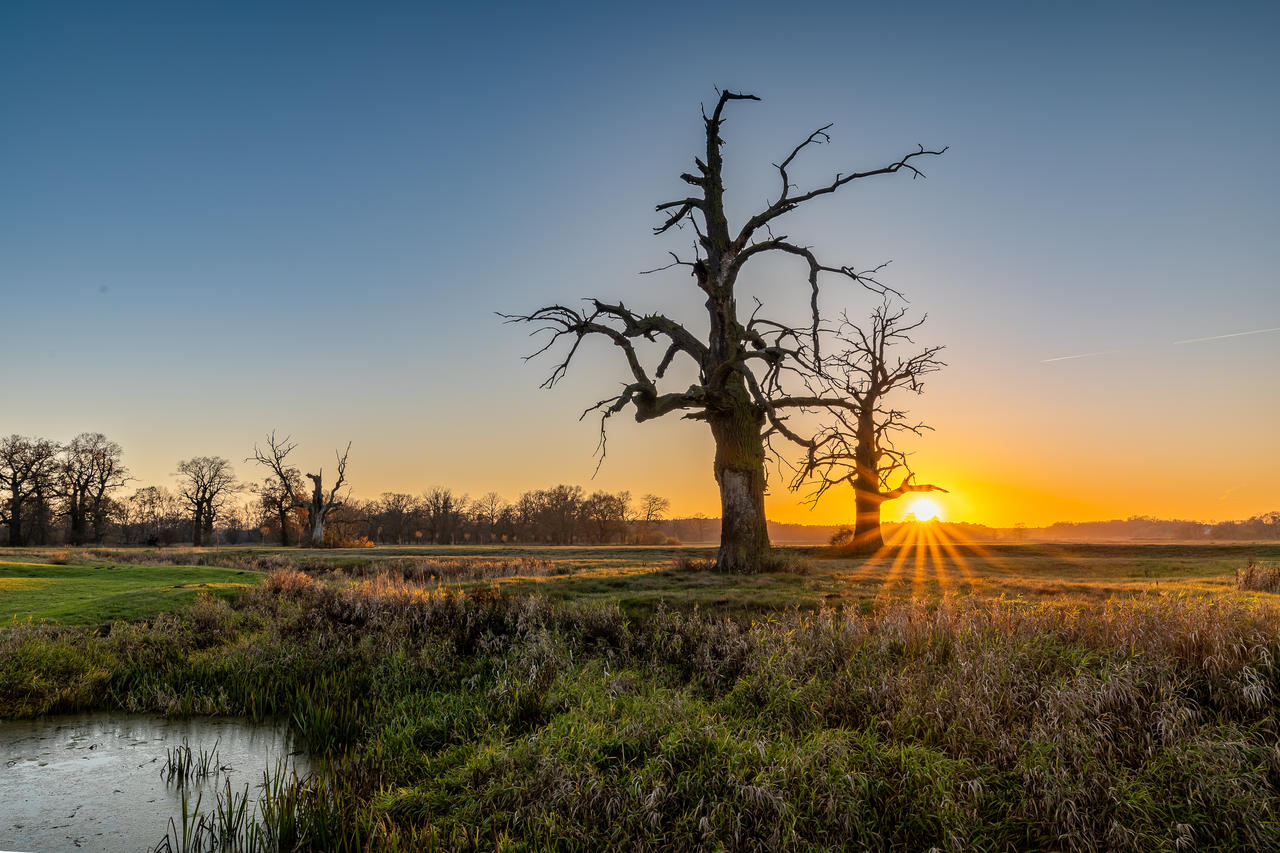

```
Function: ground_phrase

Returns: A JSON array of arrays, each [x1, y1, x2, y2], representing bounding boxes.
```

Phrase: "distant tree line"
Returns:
[[115, 484, 683, 549], [1035, 514, 1280, 542], [0, 433, 128, 546], [0, 431, 685, 547], [280, 486, 680, 547]]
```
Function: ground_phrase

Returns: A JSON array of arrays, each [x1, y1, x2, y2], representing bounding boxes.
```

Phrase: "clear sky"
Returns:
[[3, 1, 1277, 527]]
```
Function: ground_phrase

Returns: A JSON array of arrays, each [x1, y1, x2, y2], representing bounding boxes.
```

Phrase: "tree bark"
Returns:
[[304, 473, 325, 547], [278, 507, 291, 546], [851, 414, 885, 552], [852, 489, 886, 553], [307, 518, 324, 548], [91, 505, 110, 543], [7, 494, 22, 547], [67, 492, 86, 546], [709, 403, 771, 572]]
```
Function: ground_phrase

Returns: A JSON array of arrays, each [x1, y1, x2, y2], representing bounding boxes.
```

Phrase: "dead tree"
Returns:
[[505, 90, 944, 572], [795, 302, 947, 552], [301, 444, 350, 547], [250, 434, 350, 547]]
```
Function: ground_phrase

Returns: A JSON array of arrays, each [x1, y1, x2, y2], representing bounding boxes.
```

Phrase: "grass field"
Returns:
[[0, 557, 257, 625], [5, 536, 1280, 851], [12, 530, 1280, 621]]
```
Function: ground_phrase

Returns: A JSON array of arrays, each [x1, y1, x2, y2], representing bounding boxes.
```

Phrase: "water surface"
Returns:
[[0, 713, 306, 852]]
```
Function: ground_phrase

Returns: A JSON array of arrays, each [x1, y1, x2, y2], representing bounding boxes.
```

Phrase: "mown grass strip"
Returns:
[[1, 561, 258, 625]]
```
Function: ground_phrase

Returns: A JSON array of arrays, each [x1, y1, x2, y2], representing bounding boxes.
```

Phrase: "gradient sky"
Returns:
[[3, 1, 1277, 527]]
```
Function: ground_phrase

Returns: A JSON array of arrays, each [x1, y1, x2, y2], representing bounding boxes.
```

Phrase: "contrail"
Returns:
[[1040, 350, 1120, 363], [1174, 326, 1280, 345]]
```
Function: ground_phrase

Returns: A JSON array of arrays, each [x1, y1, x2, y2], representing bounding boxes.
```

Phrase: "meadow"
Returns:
[[4, 533, 1280, 851], [0, 557, 256, 625]]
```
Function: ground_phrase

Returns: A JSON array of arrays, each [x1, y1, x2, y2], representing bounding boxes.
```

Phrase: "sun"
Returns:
[[905, 497, 943, 521]]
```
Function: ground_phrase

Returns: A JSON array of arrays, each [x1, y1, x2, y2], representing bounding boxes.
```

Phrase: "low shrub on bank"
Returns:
[[4, 574, 1280, 851], [1238, 559, 1280, 593]]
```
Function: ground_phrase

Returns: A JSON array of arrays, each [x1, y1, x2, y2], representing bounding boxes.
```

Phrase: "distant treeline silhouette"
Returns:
[[3, 432, 1277, 547], [1028, 514, 1280, 542]]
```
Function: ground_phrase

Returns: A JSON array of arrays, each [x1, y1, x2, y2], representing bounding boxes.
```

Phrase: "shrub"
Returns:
[[828, 526, 854, 547], [672, 551, 716, 572], [1237, 559, 1280, 592]]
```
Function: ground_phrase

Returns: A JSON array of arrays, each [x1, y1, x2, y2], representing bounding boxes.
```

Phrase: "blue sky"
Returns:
[[3, 1, 1277, 524]]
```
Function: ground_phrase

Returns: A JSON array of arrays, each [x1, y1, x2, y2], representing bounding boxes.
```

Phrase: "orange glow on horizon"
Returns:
[[904, 497, 943, 522]]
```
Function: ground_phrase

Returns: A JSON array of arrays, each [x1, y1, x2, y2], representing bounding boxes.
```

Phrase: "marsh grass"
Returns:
[[151, 760, 336, 853], [672, 550, 811, 576], [1237, 559, 1280, 593], [162, 737, 221, 786], [6, 569, 1280, 850]]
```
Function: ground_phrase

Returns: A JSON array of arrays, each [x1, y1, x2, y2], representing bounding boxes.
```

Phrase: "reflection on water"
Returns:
[[0, 713, 306, 853]]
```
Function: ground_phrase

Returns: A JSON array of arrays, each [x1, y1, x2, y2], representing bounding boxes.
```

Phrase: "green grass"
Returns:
[[19, 536, 1280, 620], [0, 558, 258, 625], [6, 571, 1280, 851], [6, 540, 1280, 850]]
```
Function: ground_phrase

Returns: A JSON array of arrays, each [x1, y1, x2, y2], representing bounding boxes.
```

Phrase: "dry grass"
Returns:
[[7, 545, 1280, 849], [1237, 559, 1280, 593], [8, 565, 1280, 850]]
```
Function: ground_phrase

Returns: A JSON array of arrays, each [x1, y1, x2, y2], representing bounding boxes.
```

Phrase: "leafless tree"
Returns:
[[125, 485, 183, 545], [795, 302, 947, 551], [0, 435, 61, 547], [175, 456, 239, 546], [248, 432, 306, 547], [422, 486, 467, 544], [638, 493, 671, 525], [473, 491, 508, 544], [300, 443, 351, 547], [218, 500, 253, 545], [57, 432, 129, 545], [373, 492, 421, 545], [583, 490, 631, 543], [506, 90, 943, 571], [250, 433, 351, 547]]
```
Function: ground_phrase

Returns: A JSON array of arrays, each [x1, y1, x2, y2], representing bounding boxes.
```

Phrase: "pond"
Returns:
[[0, 713, 308, 852]]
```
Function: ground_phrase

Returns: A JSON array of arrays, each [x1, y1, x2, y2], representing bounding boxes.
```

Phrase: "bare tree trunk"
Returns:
[[852, 488, 885, 553], [851, 419, 885, 552], [297, 446, 349, 548], [278, 508, 291, 546], [710, 404, 771, 572], [307, 515, 324, 548], [68, 495, 86, 546], [91, 507, 109, 543], [7, 496, 22, 547], [305, 475, 325, 547]]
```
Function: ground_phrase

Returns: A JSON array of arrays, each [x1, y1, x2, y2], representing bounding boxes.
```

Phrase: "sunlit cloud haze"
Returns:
[[3, 1, 1277, 528]]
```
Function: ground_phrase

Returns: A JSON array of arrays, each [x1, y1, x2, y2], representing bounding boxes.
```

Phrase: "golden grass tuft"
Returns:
[[1237, 559, 1280, 593]]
